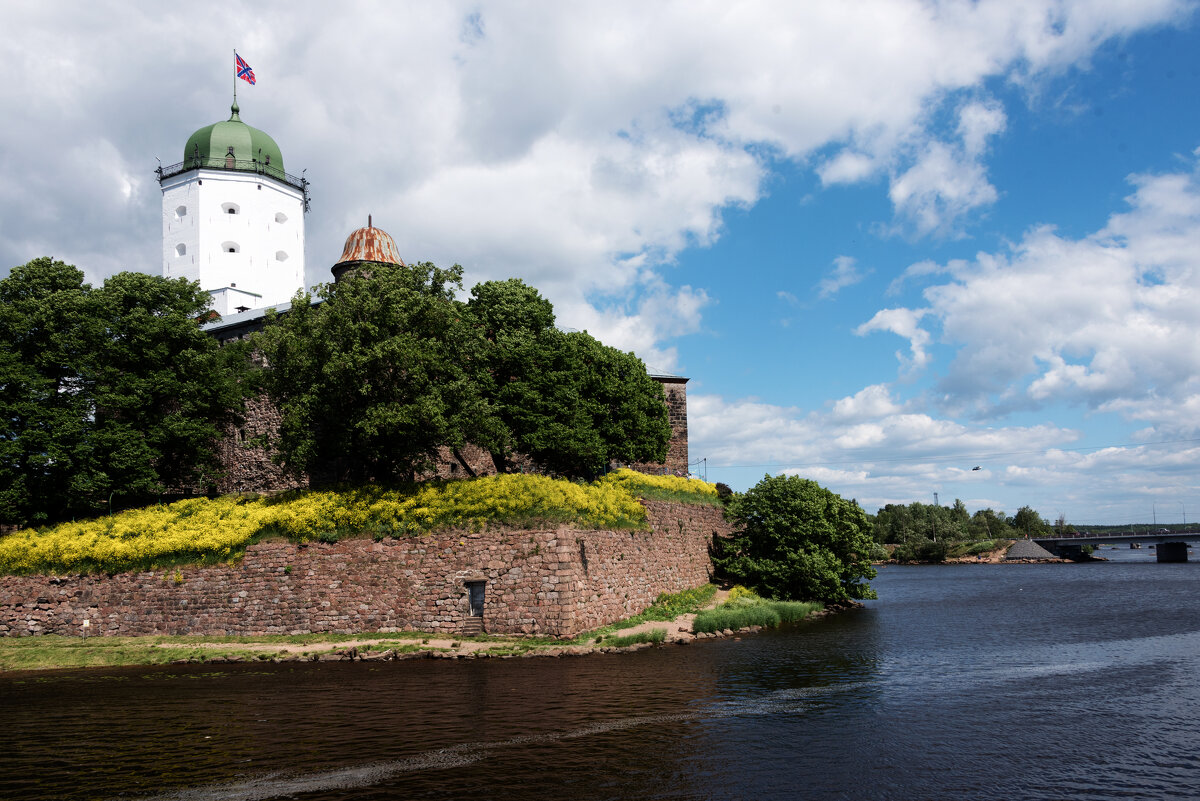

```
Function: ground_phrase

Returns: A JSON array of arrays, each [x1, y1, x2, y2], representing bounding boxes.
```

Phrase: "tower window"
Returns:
[[174, 205, 187, 220], [275, 250, 288, 262], [274, 212, 288, 224], [222, 241, 240, 253], [175, 243, 186, 256], [222, 202, 240, 215]]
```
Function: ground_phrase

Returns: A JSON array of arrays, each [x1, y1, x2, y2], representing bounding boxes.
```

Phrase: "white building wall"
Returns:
[[160, 169, 305, 311]]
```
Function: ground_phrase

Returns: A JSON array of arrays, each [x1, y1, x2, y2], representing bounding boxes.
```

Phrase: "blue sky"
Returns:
[[2, 1, 1199, 524]]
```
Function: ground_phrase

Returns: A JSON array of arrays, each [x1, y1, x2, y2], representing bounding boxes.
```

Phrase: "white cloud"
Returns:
[[689, 387, 1200, 521], [687, 389, 1119, 514], [855, 307, 933, 371], [886, 258, 953, 296], [887, 99, 1007, 236], [817, 255, 867, 298], [830, 384, 904, 421], [862, 157, 1200, 432], [957, 99, 1007, 156], [818, 151, 877, 185], [0, 0, 1190, 362]]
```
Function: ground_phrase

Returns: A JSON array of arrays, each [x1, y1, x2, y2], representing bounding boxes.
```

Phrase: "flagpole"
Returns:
[[233, 49, 237, 107]]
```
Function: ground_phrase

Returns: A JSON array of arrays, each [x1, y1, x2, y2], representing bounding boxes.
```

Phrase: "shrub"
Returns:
[[894, 539, 950, 563], [713, 474, 877, 602], [644, 584, 717, 619], [693, 604, 782, 633], [725, 585, 757, 604], [692, 589, 821, 633], [600, 629, 666, 647], [769, 600, 822, 623]]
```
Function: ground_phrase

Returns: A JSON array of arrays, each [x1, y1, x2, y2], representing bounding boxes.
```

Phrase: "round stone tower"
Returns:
[[158, 101, 308, 315]]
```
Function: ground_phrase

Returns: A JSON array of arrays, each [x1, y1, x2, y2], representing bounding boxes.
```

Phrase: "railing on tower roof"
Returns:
[[156, 157, 310, 210]]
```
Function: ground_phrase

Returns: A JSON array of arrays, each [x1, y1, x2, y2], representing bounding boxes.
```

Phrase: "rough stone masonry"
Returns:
[[0, 501, 730, 640]]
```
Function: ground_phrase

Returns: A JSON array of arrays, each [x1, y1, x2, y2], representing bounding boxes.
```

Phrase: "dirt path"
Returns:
[[613, 587, 729, 642]]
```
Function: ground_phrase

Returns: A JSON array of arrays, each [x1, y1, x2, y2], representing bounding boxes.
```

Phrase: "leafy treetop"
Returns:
[[0, 258, 246, 526]]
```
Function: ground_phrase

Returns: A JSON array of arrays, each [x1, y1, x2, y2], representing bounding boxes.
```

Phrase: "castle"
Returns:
[[157, 102, 690, 492], [0, 99, 714, 643]]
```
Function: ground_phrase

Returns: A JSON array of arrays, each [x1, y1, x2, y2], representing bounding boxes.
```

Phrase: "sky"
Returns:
[[3, 1, 1200, 525]]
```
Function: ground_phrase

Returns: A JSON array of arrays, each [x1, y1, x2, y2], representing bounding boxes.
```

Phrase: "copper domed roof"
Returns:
[[332, 216, 405, 280]]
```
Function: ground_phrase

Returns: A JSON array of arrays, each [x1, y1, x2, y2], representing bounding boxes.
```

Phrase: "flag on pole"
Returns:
[[235, 53, 256, 85]]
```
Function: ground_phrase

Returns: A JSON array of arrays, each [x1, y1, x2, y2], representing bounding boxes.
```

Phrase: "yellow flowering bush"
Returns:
[[598, 468, 719, 504], [725, 585, 759, 604], [0, 474, 649, 576]]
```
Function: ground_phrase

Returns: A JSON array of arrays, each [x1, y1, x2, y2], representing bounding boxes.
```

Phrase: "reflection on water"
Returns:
[[3, 562, 1200, 801]]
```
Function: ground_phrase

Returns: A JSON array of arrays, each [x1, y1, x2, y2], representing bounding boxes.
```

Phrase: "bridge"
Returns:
[[1034, 530, 1200, 562]]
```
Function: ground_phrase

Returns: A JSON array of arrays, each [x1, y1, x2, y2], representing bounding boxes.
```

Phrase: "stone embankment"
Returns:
[[0, 500, 729, 640]]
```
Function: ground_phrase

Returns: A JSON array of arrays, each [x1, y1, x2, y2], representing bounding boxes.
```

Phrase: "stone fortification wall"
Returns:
[[629, 378, 688, 476], [215, 395, 305, 494], [211, 375, 688, 494], [0, 500, 728, 640]]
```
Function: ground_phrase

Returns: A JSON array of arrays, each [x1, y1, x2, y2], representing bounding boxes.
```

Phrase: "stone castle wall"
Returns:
[[0, 500, 728, 640], [212, 377, 690, 494], [629, 377, 688, 476]]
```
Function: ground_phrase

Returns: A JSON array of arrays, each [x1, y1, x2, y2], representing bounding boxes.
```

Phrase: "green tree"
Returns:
[[561, 331, 670, 476], [1013, 505, 1051, 537], [466, 279, 670, 478], [872, 503, 915, 544], [0, 259, 245, 525], [713, 474, 877, 602], [0, 259, 96, 525], [255, 263, 497, 483], [969, 508, 1011, 540], [88, 271, 247, 502]]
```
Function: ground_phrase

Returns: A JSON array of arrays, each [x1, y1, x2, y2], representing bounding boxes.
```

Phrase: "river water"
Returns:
[[3, 550, 1199, 800]]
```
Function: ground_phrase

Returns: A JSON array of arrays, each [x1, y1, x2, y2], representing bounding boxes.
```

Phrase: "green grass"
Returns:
[[770, 600, 823, 623], [598, 629, 666, 648], [692, 595, 822, 634], [626, 486, 724, 506], [577, 583, 717, 641], [0, 631, 428, 672], [963, 539, 1012, 556]]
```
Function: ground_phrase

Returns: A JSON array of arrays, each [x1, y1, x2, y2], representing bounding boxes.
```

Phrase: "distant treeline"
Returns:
[[869, 501, 1054, 562], [869, 500, 1193, 561]]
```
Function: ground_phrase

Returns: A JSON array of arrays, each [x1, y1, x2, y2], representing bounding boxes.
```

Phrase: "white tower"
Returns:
[[158, 101, 308, 315]]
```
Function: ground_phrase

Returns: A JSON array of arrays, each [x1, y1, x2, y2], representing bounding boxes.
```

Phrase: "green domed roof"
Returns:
[[182, 102, 286, 178]]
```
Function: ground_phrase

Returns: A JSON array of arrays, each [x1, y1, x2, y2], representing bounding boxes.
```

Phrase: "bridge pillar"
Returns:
[[1156, 542, 1188, 563], [1056, 543, 1082, 561]]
